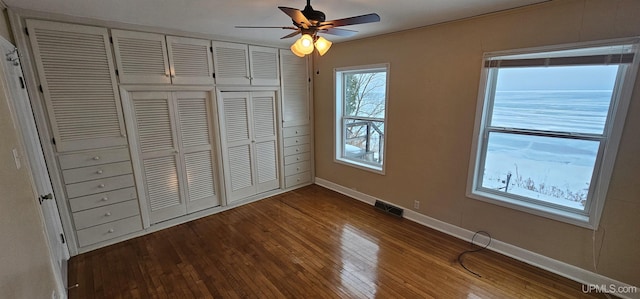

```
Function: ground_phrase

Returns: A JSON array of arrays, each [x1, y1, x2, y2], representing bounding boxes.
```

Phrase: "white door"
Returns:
[[1, 38, 69, 295]]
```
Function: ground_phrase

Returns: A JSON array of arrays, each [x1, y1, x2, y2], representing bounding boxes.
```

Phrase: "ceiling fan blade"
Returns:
[[320, 28, 358, 37], [281, 30, 301, 39], [235, 26, 298, 30], [278, 7, 311, 29], [321, 13, 380, 27]]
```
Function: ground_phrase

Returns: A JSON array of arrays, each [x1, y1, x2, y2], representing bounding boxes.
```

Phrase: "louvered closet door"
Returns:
[[212, 41, 250, 85], [218, 92, 255, 202], [175, 91, 219, 212], [111, 30, 171, 84], [280, 50, 310, 127], [251, 91, 279, 193], [26, 19, 127, 152], [249, 46, 279, 86], [130, 92, 186, 223], [167, 37, 214, 85]]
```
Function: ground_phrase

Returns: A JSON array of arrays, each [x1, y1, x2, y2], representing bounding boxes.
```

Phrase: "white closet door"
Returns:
[[280, 50, 310, 127], [130, 92, 186, 223], [251, 91, 279, 192], [175, 91, 219, 212], [212, 41, 250, 85], [218, 92, 255, 202], [249, 46, 280, 86], [111, 29, 171, 84], [26, 19, 127, 152], [167, 37, 214, 85]]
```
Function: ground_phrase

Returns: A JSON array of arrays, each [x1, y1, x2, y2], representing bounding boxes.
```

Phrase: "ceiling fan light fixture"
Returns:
[[298, 34, 315, 54], [314, 36, 332, 56], [290, 42, 306, 57]]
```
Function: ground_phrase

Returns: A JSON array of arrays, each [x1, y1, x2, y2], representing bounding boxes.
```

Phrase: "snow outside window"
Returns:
[[467, 40, 640, 228], [334, 64, 389, 173]]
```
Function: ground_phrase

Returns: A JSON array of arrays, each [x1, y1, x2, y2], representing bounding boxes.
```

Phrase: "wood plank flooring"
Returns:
[[68, 185, 604, 298]]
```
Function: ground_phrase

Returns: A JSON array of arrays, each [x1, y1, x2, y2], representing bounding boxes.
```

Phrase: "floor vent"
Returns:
[[374, 200, 403, 217]]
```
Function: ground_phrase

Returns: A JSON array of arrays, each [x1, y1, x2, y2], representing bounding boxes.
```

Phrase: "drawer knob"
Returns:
[[296, 167, 300, 171], [295, 140, 299, 143], [296, 149, 299, 152], [107, 229, 114, 233], [295, 130, 299, 134], [96, 169, 103, 174], [296, 157, 299, 161], [105, 212, 112, 217], [98, 184, 105, 188], [93, 156, 100, 161], [101, 197, 109, 201]]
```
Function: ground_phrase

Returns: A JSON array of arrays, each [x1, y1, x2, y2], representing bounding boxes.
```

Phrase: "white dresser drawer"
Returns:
[[59, 148, 130, 170], [66, 174, 135, 198], [283, 144, 310, 156], [284, 161, 311, 176], [285, 171, 311, 188], [73, 200, 140, 230], [284, 152, 311, 165], [284, 135, 310, 147], [69, 187, 137, 212], [76, 216, 142, 247], [283, 125, 310, 138], [62, 161, 132, 184]]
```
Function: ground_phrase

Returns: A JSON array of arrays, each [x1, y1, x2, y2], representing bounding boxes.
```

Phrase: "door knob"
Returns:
[[38, 193, 53, 204]]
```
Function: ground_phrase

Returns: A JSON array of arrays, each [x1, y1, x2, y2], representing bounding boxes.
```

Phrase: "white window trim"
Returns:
[[334, 63, 390, 174], [466, 38, 640, 229]]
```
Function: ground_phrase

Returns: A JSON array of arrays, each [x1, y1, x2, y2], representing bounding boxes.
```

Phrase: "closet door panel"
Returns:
[[255, 140, 278, 192], [167, 37, 214, 85], [249, 45, 279, 86], [251, 92, 279, 192], [142, 155, 184, 223], [26, 19, 127, 152], [226, 144, 255, 200], [111, 30, 171, 84], [280, 50, 310, 127], [212, 42, 250, 85]]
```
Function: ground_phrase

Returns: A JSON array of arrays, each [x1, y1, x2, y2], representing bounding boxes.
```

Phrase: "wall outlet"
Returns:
[[413, 200, 420, 209]]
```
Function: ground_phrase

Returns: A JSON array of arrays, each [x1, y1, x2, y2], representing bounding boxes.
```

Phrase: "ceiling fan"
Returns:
[[236, 0, 380, 56]]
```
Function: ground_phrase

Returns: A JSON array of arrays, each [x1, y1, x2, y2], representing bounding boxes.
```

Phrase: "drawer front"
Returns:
[[62, 161, 132, 184], [284, 152, 311, 165], [285, 171, 311, 188], [76, 216, 142, 247], [73, 200, 140, 230], [69, 187, 137, 212], [283, 144, 310, 156], [284, 161, 311, 176], [59, 148, 130, 170], [284, 135, 310, 147], [283, 125, 310, 138], [66, 174, 135, 198]]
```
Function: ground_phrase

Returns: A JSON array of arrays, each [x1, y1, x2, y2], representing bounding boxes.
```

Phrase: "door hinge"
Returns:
[[210, 46, 213, 53], [24, 27, 29, 36], [19, 77, 25, 89], [109, 36, 113, 44], [212, 72, 215, 78], [308, 77, 311, 83], [39, 85, 43, 93], [38, 193, 53, 204], [60, 233, 66, 244], [52, 138, 56, 145], [115, 69, 119, 76]]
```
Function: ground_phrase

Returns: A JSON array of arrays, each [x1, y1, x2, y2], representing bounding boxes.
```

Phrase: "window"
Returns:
[[467, 40, 639, 228], [335, 64, 389, 173]]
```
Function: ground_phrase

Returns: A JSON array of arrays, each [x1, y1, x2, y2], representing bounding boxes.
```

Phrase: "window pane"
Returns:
[[491, 65, 618, 134], [344, 71, 386, 118], [343, 119, 384, 165], [481, 132, 599, 210]]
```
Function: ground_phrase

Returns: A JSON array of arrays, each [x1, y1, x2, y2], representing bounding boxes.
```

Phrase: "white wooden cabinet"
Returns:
[[218, 91, 279, 202], [212, 42, 280, 86], [112, 30, 214, 85], [125, 91, 220, 224], [280, 50, 310, 127], [26, 19, 127, 152]]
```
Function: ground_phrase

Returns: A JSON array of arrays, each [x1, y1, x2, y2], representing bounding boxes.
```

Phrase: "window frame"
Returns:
[[334, 63, 390, 174], [467, 38, 640, 228]]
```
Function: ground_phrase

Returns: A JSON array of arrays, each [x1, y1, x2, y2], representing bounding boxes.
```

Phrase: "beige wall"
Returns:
[[0, 8, 58, 298], [314, 0, 640, 286]]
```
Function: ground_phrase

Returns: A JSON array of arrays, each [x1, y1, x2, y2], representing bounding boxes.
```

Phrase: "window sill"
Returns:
[[466, 189, 594, 229], [335, 157, 385, 175]]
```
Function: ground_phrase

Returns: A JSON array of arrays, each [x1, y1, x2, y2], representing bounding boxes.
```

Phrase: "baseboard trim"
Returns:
[[314, 177, 638, 299]]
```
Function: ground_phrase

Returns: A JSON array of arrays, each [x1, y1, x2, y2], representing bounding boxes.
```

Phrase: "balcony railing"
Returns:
[[345, 120, 384, 164]]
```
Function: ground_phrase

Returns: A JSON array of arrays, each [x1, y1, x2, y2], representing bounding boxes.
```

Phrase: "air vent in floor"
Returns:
[[374, 200, 403, 217]]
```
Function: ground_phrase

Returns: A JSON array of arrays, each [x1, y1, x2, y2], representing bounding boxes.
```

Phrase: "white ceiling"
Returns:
[[5, 0, 549, 46]]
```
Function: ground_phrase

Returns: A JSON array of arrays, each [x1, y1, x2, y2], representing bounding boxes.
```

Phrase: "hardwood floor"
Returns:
[[68, 185, 604, 298]]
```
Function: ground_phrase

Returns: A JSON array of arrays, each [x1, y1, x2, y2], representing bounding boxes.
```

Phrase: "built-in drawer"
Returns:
[[66, 174, 135, 198], [62, 161, 132, 184], [284, 161, 311, 176], [283, 144, 310, 156], [73, 200, 140, 230], [285, 171, 311, 188], [284, 135, 310, 147], [69, 187, 137, 212], [59, 148, 130, 170], [76, 216, 142, 247], [284, 152, 311, 165], [283, 125, 310, 138]]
